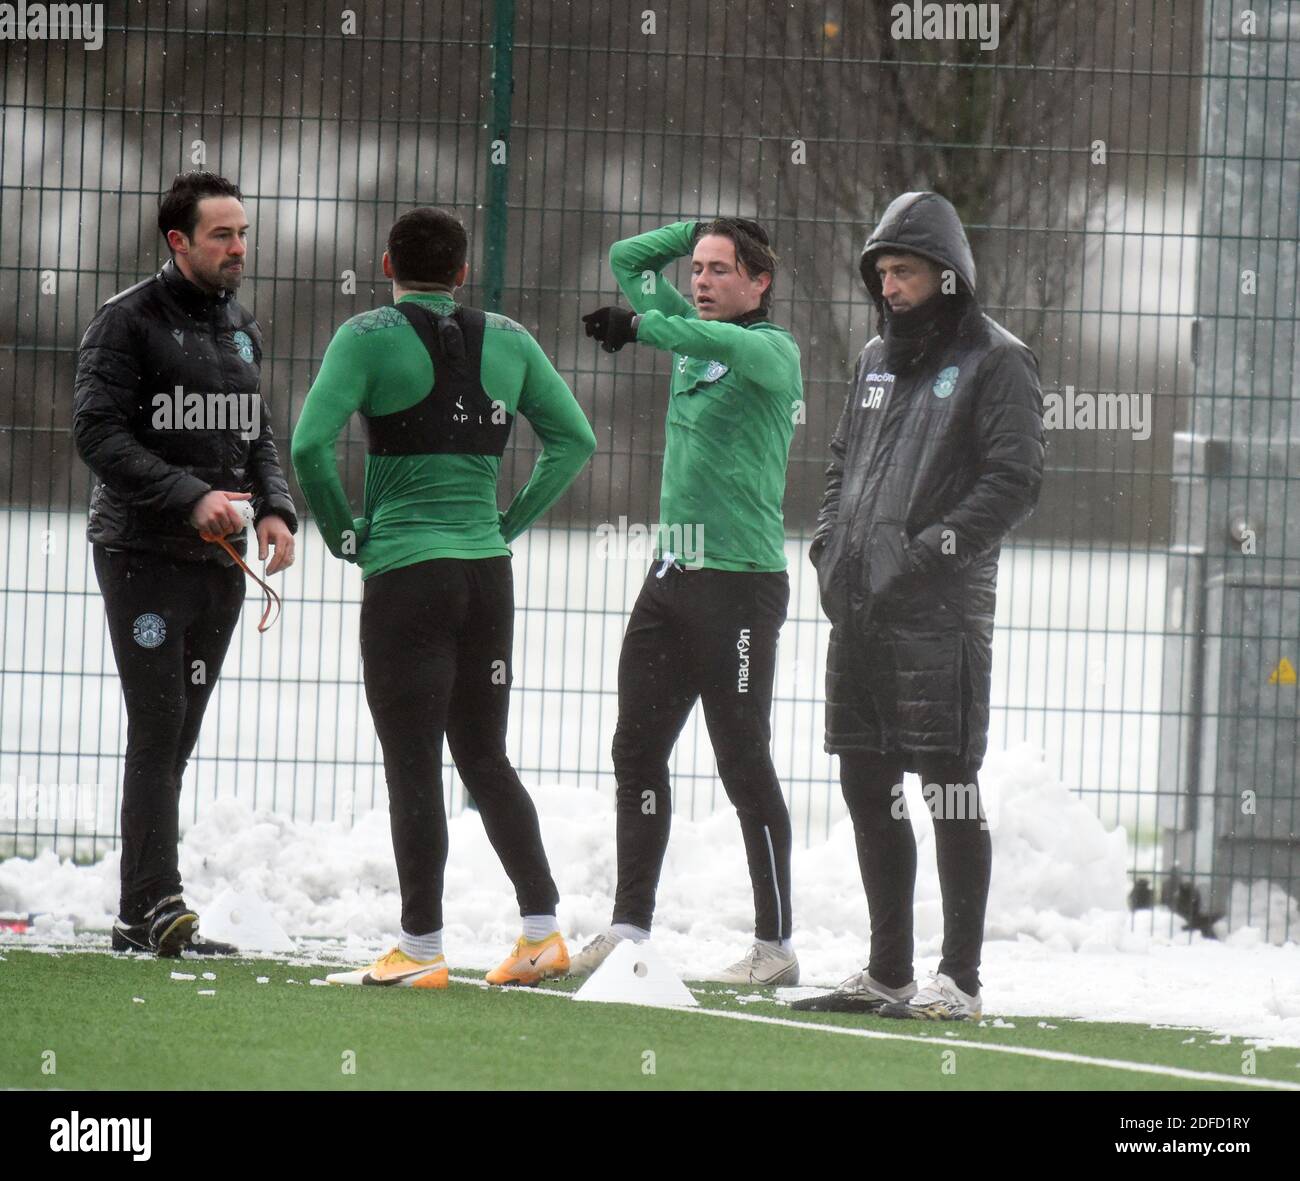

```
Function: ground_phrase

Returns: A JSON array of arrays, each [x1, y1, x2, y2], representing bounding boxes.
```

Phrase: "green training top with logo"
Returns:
[[609, 221, 802, 573], [291, 291, 596, 580]]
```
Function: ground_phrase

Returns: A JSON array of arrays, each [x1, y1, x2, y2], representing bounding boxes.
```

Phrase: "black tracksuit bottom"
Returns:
[[611, 562, 792, 941], [359, 556, 558, 936], [839, 750, 991, 996], [93, 545, 245, 923]]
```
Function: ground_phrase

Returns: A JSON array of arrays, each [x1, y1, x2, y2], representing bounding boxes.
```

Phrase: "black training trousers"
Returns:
[[93, 545, 245, 923], [838, 750, 992, 996], [612, 562, 792, 940], [359, 556, 558, 935]]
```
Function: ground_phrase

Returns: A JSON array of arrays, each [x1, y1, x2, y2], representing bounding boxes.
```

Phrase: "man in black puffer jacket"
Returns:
[[798, 192, 1044, 1021], [73, 172, 297, 956]]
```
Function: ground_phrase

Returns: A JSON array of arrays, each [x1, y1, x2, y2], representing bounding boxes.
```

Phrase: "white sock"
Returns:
[[522, 914, 559, 941], [610, 922, 650, 942], [399, 928, 443, 961], [758, 937, 793, 953]]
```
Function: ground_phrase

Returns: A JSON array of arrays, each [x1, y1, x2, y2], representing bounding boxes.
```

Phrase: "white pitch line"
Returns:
[[449, 975, 1300, 1091]]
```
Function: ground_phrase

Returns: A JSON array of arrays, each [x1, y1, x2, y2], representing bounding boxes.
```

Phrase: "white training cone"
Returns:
[[572, 938, 698, 1008], [197, 888, 296, 953]]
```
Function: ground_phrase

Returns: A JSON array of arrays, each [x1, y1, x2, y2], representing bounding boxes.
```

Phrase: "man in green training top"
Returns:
[[573, 217, 803, 985], [292, 207, 596, 990]]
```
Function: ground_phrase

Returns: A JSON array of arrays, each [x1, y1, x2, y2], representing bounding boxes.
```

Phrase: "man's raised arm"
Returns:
[[608, 220, 698, 317]]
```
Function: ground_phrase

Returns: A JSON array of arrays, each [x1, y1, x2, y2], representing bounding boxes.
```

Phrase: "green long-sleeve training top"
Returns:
[[609, 221, 802, 572], [291, 292, 596, 579]]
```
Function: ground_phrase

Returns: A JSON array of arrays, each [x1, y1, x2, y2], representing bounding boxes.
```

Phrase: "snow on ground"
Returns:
[[4, 513, 1297, 1046], [3, 743, 1298, 1047]]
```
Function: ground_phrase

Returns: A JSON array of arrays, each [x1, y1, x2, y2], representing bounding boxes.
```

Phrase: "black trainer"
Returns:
[[110, 895, 239, 957], [790, 970, 917, 1013], [180, 929, 240, 956], [110, 915, 153, 953]]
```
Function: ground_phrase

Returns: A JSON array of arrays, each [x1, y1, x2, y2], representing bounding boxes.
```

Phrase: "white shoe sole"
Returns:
[[325, 964, 446, 987]]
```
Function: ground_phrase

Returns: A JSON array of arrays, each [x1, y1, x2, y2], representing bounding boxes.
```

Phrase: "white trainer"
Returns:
[[715, 941, 800, 987], [879, 972, 982, 1021], [566, 931, 624, 978]]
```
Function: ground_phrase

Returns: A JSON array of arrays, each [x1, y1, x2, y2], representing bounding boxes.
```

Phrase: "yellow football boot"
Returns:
[[326, 947, 449, 989], [484, 932, 570, 986]]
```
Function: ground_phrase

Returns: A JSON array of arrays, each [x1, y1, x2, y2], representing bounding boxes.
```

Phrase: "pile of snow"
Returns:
[[1, 744, 1126, 957], [3, 743, 1299, 1046], [1226, 880, 1300, 938]]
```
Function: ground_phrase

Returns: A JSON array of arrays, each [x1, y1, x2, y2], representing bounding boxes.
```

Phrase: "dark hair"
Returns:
[[158, 172, 243, 246], [386, 207, 469, 288], [695, 217, 778, 312]]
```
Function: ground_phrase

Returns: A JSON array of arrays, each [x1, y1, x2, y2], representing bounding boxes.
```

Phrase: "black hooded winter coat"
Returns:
[[72, 260, 297, 565], [811, 192, 1045, 769]]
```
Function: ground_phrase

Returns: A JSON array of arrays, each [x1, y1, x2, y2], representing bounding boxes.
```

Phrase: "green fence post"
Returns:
[[483, 0, 515, 314]]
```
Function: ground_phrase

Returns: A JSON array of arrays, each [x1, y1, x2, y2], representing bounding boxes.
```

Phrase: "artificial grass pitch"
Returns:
[[0, 947, 1294, 1091]]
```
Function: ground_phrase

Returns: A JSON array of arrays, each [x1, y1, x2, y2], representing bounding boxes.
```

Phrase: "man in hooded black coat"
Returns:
[[799, 192, 1045, 1020]]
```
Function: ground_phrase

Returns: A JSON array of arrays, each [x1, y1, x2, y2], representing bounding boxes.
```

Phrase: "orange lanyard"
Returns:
[[199, 531, 282, 632]]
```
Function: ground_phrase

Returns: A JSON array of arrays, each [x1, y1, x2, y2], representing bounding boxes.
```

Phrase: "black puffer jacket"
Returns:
[[811, 192, 1044, 769], [73, 260, 297, 563]]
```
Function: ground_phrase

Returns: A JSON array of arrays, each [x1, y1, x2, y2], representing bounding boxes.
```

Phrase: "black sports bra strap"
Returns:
[[394, 301, 445, 358]]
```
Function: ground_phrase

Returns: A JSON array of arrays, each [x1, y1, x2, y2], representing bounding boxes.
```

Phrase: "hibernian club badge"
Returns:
[[932, 365, 959, 399], [232, 330, 255, 364]]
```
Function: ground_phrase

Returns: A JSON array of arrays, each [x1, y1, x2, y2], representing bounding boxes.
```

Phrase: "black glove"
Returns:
[[582, 305, 638, 353]]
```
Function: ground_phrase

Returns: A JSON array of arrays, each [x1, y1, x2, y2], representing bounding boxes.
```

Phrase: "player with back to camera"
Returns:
[[293, 208, 596, 990]]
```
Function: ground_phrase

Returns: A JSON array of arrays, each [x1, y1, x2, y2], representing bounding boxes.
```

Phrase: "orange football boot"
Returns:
[[484, 932, 570, 986], [325, 947, 449, 989]]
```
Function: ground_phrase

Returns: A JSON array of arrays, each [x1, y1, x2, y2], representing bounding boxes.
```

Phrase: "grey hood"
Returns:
[[859, 192, 977, 312]]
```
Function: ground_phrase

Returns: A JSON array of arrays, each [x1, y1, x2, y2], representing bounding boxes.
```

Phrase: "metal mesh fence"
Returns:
[[0, 1, 1294, 939]]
